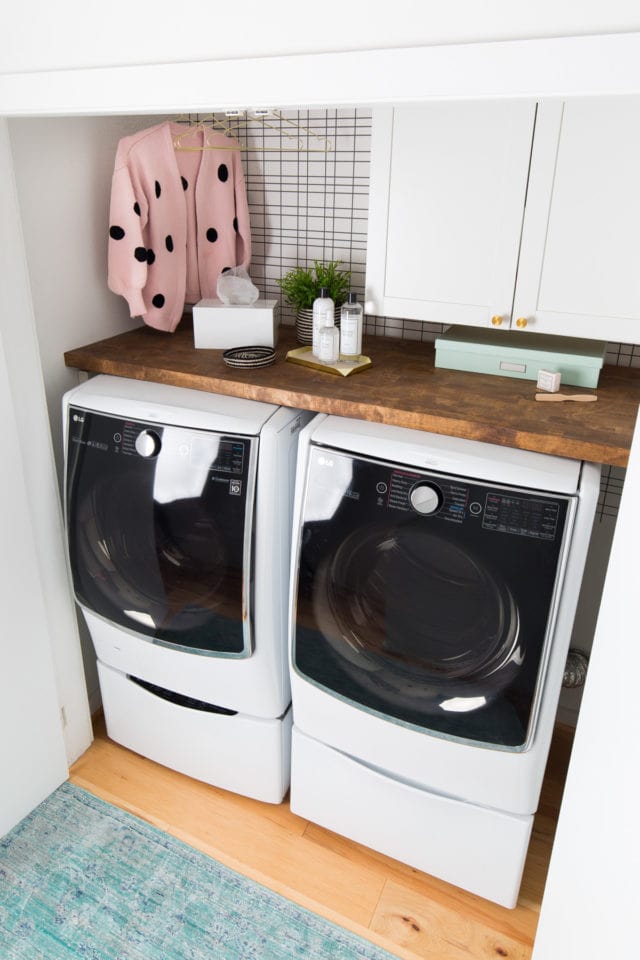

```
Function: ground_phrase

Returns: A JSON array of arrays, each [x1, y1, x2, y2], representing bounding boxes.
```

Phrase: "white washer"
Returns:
[[63, 375, 311, 803], [289, 415, 600, 905]]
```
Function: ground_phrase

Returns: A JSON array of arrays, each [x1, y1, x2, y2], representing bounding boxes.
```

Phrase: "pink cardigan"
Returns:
[[108, 122, 251, 332]]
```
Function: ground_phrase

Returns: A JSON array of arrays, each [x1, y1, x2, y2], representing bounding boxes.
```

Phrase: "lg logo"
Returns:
[[317, 455, 334, 468]]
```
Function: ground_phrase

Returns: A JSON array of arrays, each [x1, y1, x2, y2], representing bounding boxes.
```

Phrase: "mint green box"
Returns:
[[434, 326, 606, 388]]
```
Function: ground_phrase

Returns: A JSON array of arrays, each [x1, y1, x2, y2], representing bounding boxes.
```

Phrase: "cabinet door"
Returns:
[[365, 101, 536, 329], [514, 97, 640, 343]]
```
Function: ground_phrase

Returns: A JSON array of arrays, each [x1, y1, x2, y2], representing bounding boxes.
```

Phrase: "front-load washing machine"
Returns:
[[64, 374, 311, 803], [289, 415, 600, 905]]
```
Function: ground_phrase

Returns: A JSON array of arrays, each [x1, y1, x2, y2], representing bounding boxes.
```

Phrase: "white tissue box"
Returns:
[[192, 299, 279, 349]]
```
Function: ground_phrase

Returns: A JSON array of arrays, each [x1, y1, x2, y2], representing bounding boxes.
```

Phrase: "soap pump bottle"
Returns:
[[312, 287, 335, 357], [340, 291, 363, 359]]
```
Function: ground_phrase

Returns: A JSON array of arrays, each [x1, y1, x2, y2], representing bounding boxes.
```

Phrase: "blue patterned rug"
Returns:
[[0, 783, 397, 959]]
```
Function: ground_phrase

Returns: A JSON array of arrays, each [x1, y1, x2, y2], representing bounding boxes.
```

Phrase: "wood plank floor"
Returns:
[[69, 716, 574, 960]]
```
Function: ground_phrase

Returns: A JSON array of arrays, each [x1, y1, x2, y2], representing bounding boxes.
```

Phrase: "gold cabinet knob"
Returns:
[[491, 315, 503, 327], [516, 317, 528, 329]]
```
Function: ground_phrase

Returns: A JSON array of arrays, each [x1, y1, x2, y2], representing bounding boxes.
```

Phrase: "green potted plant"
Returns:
[[277, 259, 351, 343]]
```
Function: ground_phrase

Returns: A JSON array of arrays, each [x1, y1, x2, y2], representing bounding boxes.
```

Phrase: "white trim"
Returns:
[[0, 118, 92, 764], [3, 33, 640, 118], [364, 105, 393, 314]]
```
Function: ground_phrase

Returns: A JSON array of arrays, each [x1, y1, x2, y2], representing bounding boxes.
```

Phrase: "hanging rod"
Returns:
[[172, 111, 333, 153]]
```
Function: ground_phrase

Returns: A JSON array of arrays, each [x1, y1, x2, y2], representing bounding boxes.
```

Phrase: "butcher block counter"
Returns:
[[64, 322, 640, 467]]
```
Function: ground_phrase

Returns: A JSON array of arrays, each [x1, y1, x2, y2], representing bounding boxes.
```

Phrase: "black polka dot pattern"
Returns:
[[218, 164, 228, 183], [181, 176, 188, 191], [134, 247, 147, 262], [155, 180, 161, 199], [146, 249, 156, 265], [133, 202, 141, 216], [165, 235, 174, 252], [206, 228, 218, 243], [110, 225, 125, 240], [233, 217, 238, 233], [152, 294, 165, 308]]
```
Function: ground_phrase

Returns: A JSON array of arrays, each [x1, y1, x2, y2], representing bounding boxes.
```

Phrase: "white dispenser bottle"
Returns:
[[312, 287, 335, 357], [340, 291, 363, 358], [318, 324, 340, 363]]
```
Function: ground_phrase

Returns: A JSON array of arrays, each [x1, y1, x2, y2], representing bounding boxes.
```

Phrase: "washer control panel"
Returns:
[[68, 407, 249, 478]]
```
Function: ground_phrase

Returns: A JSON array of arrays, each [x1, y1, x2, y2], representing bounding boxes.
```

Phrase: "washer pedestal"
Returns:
[[99, 660, 292, 804]]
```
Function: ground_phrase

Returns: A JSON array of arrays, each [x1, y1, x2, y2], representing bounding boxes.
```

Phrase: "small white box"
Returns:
[[536, 369, 562, 392], [193, 299, 279, 349]]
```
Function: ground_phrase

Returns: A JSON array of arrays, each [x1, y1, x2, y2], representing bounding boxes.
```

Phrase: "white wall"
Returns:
[[8, 116, 159, 480], [533, 411, 640, 959], [2, 1, 640, 74], [0, 330, 69, 835], [0, 118, 92, 763]]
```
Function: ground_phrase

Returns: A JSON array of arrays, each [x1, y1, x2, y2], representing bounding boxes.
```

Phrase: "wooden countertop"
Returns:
[[64, 323, 640, 467]]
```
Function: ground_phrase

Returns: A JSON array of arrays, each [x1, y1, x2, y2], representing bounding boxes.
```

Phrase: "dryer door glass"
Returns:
[[66, 408, 256, 657], [294, 446, 573, 748]]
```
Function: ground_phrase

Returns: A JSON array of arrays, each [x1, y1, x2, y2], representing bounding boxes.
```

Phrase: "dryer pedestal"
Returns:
[[99, 661, 292, 804], [291, 726, 531, 908]]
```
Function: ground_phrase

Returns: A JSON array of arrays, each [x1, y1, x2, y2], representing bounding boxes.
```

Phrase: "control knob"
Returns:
[[409, 482, 442, 515], [135, 429, 161, 458]]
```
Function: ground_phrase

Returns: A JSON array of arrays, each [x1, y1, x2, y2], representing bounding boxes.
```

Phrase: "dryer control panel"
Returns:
[[310, 444, 570, 543]]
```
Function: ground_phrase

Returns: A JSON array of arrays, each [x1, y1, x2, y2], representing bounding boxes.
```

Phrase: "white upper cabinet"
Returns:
[[366, 101, 537, 330], [514, 98, 640, 342], [366, 97, 640, 343]]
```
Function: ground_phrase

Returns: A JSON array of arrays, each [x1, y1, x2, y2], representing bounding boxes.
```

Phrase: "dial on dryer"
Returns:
[[135, 429, 161, 457], [409, 481, 443, 514]]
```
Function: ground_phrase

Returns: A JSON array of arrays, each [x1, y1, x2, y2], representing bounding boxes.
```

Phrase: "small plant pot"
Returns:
[[295, 306, 341, 345]]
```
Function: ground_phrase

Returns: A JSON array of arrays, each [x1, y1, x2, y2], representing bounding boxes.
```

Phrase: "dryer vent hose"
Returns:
[[562, 648, 589, 689]]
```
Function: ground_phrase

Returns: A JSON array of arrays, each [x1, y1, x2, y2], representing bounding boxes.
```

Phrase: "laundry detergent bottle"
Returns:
[[312, 287, 335, 357]]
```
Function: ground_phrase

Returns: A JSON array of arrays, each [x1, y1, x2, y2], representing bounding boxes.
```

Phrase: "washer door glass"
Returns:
[[294, 446, 571, 748], [66, 408, 256, 656]]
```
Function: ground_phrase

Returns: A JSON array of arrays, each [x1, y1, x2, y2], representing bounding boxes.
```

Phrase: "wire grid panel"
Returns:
[[596, 465, 626, 521], [225, 108, 371, 327], [605, 341, 640, 367]]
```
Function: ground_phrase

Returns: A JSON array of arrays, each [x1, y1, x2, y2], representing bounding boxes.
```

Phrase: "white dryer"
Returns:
[[63, 375, 311, 803], [289, 415, 600, 905]]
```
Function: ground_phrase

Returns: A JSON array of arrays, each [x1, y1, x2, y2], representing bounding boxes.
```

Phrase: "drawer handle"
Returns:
[[516, 317, 529, 329], [491, 315, 503, 327]]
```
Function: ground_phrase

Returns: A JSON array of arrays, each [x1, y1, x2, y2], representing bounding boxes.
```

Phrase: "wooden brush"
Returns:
[[534, 393, 598, 402]]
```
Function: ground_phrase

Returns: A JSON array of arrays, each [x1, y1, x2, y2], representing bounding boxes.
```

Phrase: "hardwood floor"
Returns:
[[69, 716, 574, 960]]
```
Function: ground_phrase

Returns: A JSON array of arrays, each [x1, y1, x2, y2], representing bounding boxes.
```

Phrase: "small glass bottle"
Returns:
[[312, 286, 335, 357], [318, 324, 340, 363], [340, 291, 363, 359]]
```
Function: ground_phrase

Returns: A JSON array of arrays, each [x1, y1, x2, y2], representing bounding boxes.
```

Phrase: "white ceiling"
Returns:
[[3, 0, 640, 75]]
